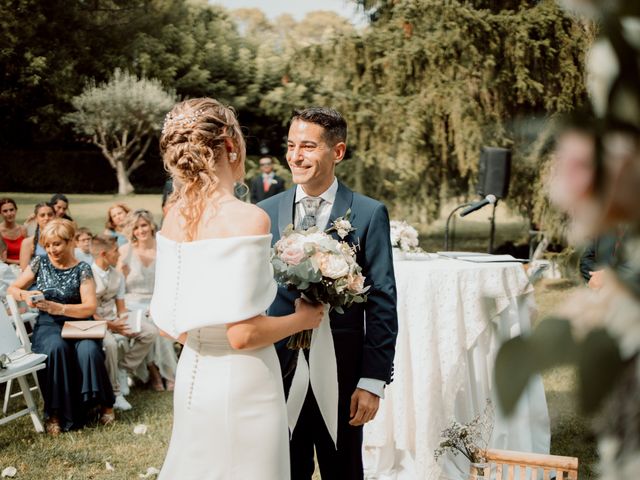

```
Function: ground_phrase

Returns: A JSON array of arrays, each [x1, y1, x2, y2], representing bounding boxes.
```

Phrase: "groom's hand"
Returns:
[[349, 388, 380, 426]]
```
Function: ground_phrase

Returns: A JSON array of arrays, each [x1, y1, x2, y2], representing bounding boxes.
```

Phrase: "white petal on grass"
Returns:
[[1, 467, 17, 478], [133, 424, 148, 435], [105, 461, 115, 471], [138, 467, 160, 478]]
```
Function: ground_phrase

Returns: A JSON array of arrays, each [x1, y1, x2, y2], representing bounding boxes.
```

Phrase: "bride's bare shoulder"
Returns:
[[159, 205, 185, 240], [160, 201, 270, 240], [229, 202, 271, 236]]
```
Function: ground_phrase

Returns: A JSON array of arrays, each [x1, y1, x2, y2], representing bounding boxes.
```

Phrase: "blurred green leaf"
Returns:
[[495, 336, 534, 415], [496, 317, 577, 415], [577, 329, 625, 414]]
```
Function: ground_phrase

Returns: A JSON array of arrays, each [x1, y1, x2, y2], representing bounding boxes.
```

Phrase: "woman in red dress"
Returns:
[[0, 198, 27, 266]]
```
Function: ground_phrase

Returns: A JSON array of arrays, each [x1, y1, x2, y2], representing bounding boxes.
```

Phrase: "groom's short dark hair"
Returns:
[[291, 107, 347, 146]]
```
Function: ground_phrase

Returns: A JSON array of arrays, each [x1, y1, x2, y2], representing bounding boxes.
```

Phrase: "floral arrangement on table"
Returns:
[[271, 212, 369, 349], [434, 400, 494, 466], [390, 220, 420, 252]]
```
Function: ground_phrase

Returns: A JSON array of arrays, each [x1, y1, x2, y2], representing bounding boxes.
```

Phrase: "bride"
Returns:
[[151, 98, 323, 479]]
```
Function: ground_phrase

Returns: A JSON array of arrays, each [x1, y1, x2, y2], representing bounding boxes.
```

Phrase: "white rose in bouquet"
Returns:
[[319, 253, 350, 279]]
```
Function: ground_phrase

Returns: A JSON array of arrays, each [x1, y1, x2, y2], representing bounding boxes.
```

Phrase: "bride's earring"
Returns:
[[229, 152, 238, 163]]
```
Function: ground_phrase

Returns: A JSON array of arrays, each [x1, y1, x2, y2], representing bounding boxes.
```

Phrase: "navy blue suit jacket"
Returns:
[[258, 181, 398, 386]]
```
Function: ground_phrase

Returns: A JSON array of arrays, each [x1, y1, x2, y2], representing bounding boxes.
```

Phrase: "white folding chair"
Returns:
[[3, 295, 41, 415], [0, 297, 47, 432]]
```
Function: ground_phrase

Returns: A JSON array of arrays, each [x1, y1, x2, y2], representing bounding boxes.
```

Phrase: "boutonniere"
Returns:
[[270, 178, 279, 185], [326, 208, 356, 239]]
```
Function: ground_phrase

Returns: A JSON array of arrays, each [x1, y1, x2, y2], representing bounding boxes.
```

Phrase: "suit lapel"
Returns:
[[328, 182, 354, 242], [278, 187, 296, 238]]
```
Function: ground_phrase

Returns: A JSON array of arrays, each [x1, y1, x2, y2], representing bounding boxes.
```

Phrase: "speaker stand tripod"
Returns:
[[488, 201, 498, 253]]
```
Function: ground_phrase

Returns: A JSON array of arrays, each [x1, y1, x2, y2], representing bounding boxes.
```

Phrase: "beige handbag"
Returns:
[[61, 321, 107, 339]]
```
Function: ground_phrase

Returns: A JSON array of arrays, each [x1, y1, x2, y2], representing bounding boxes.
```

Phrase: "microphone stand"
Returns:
[[444, 202, 472, 251]]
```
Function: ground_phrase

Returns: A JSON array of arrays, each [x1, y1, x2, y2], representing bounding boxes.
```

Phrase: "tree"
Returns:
[[64, 69, 176, 194], [0, 0, 179, 145], [260, 0, 589, 224]]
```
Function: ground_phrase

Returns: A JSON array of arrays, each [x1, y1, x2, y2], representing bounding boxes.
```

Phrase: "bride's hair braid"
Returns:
[[160, 98, 246, 241]]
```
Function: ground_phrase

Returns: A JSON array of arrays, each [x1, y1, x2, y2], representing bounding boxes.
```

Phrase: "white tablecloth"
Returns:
[[363, 258, 551, 479]]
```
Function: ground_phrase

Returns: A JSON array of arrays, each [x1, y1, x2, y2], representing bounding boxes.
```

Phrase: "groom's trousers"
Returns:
[[287, 328, 365, 480]]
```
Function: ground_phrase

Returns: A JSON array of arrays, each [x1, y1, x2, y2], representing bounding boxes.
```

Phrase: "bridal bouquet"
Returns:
[[271, 218, 369, 349], [390, 220, 420, 252]]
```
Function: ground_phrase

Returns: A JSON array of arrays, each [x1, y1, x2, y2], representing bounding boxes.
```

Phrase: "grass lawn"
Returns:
[[0, 387, 173, 479], [0, 194, 595, 478]]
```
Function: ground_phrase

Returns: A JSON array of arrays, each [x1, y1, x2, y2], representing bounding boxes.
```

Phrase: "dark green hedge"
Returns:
[[0, 147, 167, 193]]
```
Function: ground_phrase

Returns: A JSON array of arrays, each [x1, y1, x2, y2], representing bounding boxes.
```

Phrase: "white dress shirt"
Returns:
[[294, 178, 385, 398], [91, 263, 126, 321]]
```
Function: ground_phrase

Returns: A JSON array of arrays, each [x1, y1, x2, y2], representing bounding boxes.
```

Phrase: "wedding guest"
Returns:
[[19, 202, 55, 271], [0, 198, 27, 265], [259, 107, 398, 479], [579, 225, 629, 289], [250, 156, 285, 203], [50, 193, 73, 221], [74, 227, 94, 264], [104, 203, 131, 247], [118, 209, 177, 391], [91, 234, 157, 411], [23, 213, 37, 237], [0, 239, 18, 298], [8, 219, 115, 434]]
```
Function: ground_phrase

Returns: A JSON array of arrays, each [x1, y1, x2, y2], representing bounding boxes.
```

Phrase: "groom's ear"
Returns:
[[333, 142, 346, 164]]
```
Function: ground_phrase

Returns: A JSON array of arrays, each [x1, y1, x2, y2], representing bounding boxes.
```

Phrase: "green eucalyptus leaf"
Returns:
[[495, 336, 535, 415], [577, 328, 625, 414], [527, 317, 578, 370], [496, 317, 577, 415]]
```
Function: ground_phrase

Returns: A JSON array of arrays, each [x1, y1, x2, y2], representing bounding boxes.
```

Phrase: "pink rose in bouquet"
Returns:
[[279, 236, 306, 266]]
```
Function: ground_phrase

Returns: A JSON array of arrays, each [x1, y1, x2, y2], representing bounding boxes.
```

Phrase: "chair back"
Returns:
[[0, 306, 21, 356], [5, 295, 33, 353], [472, 448, 579, 480]]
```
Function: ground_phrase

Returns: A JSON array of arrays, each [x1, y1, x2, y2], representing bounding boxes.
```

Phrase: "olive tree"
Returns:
[[64, 69, 177, 194]]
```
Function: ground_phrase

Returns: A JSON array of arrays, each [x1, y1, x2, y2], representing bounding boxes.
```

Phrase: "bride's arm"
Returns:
[[225, 206, 324, 349], [159, 329, 187, 345], [226, 299, 324, 351]]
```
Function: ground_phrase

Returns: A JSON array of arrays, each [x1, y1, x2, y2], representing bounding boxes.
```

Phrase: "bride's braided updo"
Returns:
[[160, 98, 246, 240]]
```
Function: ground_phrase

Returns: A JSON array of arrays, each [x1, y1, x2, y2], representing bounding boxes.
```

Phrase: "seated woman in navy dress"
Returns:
[[9, 218, 115, 435]]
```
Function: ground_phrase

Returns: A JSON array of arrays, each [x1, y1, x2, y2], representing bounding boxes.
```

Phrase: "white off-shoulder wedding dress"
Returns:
[[150, 233, 288, 480]]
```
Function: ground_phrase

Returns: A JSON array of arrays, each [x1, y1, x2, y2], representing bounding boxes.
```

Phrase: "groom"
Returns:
[[259, 107, 398, 479]]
